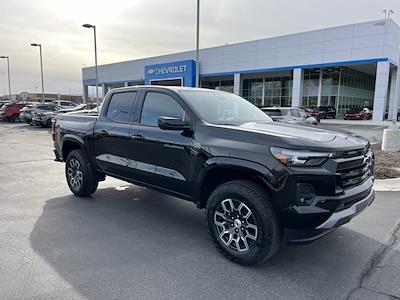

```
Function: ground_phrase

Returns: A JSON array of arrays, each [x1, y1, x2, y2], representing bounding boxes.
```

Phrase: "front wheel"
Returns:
[[206, 180, 281, 266], [65, 149, 98, 197]]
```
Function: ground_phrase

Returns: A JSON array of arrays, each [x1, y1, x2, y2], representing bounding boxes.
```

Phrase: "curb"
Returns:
[[374, 177, 400, 192]]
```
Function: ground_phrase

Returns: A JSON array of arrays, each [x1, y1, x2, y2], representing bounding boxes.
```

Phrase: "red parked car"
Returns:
[[343, 107, 372, 120], [303, 107, 321, 123], [0, 103, 25, 121]]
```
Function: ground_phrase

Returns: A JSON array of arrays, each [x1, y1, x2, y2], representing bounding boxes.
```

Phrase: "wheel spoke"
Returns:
[[221, 199, 234, 213], [214, 211, 227, 227], [241, 236, 249, 251], [245, 223, 258, 241], [219, 230, 230, 244]]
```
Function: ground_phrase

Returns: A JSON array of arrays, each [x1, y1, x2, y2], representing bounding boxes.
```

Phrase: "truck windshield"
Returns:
[[180, 89, 272, 125]]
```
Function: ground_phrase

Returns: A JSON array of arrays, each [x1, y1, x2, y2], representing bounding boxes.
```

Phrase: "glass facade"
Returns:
[[201, 79, 234, 93], [242, 76, 292, 107], [302, 66, 375, 117], [200, 66, 375, 118], [320, 67, 340, 107], [302, 69, 320, 107], [302, 67, 340, 108], [336, 67, 375, 116]]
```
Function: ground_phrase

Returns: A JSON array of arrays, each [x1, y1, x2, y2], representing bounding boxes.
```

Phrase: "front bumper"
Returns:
[[32, 117, 44, 125], [285, 188, 374, 243]]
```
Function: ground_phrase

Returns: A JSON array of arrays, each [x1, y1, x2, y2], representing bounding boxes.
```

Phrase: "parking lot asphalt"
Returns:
[[0, 123, 399, 300], [318, 122, 387, 143]]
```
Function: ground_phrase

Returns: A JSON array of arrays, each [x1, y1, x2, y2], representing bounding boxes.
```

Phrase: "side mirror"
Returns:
[[158, 117, 191, 131]]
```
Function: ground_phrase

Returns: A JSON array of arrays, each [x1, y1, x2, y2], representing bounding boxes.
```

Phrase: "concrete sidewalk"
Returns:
[[321, 119, 397, 127]]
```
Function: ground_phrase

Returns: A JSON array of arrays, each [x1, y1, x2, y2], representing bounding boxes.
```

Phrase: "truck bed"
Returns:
[[55, 111, 98, 137]]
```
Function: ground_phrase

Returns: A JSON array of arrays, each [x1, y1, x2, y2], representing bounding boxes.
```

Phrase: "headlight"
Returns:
[[270, 147, 333, 166]]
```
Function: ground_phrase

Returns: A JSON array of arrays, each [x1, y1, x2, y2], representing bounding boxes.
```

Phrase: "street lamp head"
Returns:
[[82, 23, 94, 28], [30, 43, 40, 47]]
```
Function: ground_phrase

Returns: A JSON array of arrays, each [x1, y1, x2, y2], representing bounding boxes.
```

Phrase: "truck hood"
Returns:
[[217, 122, 368, 151]]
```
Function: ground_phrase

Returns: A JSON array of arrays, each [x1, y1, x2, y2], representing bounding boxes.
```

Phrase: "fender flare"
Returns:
[[61, 134, 86, 159], [194, 156, 281, 207]]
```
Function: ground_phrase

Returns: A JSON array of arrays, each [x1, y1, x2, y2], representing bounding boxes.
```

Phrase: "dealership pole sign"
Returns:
[[144, 60, 196, 86]]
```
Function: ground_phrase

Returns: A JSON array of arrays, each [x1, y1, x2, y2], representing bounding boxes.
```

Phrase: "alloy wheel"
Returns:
[[67, 158, 83, 191], [214, 198, 258, 252]]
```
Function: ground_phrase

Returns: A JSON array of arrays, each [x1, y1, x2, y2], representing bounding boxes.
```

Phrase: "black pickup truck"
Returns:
[[53, 86, 374, 265]]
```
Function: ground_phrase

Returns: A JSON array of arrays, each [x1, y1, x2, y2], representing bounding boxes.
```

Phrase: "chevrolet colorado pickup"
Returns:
[[53, 86, 374, 265]]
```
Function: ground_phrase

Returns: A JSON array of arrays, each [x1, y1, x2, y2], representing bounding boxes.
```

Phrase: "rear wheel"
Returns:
[[206, 180, 281, 266], [65, 149, 98, 197]]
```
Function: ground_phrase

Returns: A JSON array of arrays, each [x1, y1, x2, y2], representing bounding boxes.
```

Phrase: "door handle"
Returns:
[[131, 134, 145, 141]]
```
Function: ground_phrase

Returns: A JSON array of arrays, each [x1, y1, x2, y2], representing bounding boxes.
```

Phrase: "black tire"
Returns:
[[65, 149, 98, 197], [46, 118, 52, 127], [206, 180, 281, 266]]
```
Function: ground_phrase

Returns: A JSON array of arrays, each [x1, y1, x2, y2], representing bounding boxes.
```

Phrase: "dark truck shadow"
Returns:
[[29, 186, 397, 299]]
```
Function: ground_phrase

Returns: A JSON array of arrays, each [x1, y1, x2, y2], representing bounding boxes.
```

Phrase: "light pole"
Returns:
[[30, 43, 45, 103], [195, 0, 200, 88], [82, 23, 99, 110], [0, 56, 12, 102]]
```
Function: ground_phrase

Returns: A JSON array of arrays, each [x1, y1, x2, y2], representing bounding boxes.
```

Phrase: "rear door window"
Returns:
[[106, 92, 137, 123], [290, 109, 301, 118], [263, 110, 282, 116]]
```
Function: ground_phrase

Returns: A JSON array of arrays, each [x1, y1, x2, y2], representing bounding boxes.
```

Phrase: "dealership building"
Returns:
[[82, 19, 400, 120]]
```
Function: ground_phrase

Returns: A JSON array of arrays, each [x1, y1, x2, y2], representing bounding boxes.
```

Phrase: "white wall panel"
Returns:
[[353, 34, 385, 48], [351, 47, 384, 60], [83, 19, 400, 84], [324, 38, 353, 52], [324, 26, 354, 40], [300, 30, 325, 43], [298, 42, 324, 55]]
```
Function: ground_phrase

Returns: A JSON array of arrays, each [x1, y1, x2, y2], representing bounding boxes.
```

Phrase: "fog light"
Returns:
[[296, 183, 315, 205]]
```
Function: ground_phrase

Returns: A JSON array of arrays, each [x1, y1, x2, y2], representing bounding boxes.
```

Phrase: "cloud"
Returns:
[[0, 0, 399, 96]]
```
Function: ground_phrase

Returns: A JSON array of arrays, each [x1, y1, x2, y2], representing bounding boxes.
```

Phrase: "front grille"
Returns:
[[335, 147, 373, 190]]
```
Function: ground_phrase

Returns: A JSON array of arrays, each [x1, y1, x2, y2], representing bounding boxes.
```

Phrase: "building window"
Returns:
[[242, 76, 292, 107], [301, 66, 375, 118], [201, 80, 234, 93]]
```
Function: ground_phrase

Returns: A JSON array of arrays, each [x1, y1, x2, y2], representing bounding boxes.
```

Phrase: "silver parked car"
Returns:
[[20, 103, 62, 124], [52, 100, 78, 109], [57, 103, 97, 114], [261, 107, 319, 125]]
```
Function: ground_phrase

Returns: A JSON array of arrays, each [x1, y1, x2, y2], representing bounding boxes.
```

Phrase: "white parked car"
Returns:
[[52, 100, 78, 109]]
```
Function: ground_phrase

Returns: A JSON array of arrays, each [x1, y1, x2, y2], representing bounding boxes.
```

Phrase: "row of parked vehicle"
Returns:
[[262, 105, 400, 122], [0, 100, 97, 127], [260, 106, 337, 125]]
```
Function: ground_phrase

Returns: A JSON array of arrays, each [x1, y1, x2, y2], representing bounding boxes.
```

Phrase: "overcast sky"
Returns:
[[1, 0, 400, 96]]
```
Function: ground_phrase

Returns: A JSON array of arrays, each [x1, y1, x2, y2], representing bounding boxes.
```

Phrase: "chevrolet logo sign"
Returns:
[[146, 68, 156, 75]]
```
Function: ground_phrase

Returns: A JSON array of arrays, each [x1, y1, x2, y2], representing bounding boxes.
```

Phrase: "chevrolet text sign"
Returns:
[[144, 60, 196, 87], [146, 65, 188, 76]]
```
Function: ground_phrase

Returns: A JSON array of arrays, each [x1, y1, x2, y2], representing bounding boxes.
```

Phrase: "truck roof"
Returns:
[[107, 86, 222, 93]]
